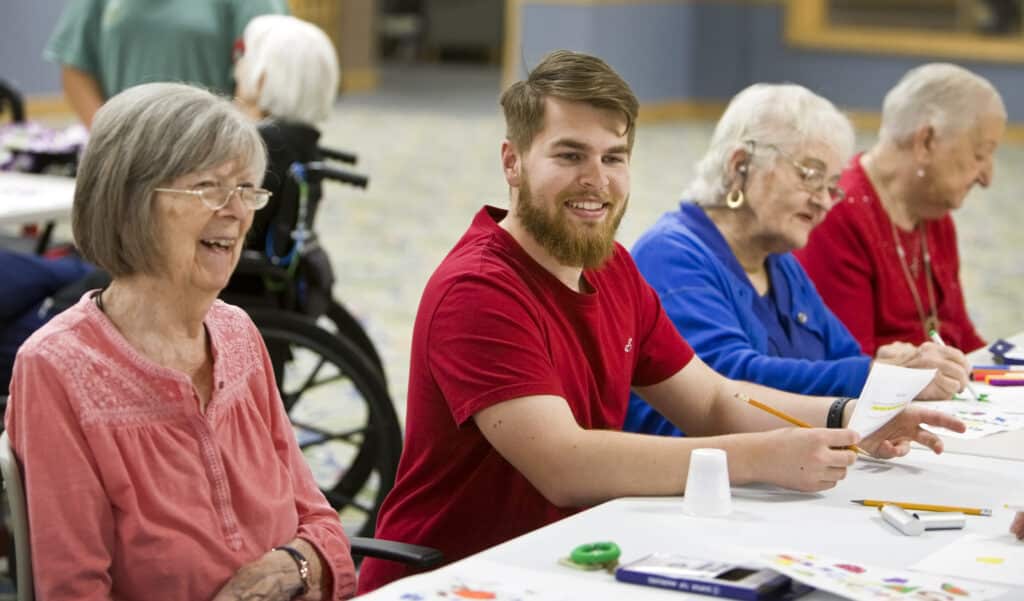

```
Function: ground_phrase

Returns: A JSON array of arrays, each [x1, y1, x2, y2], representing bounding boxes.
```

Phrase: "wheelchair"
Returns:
[[220, 149, 402, 538]]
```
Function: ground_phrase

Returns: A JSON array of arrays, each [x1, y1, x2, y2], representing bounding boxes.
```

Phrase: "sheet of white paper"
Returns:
[[846, 363, 936, 437], [763, 549, 1008, 601], [967, 383, 1024, 408], [912, 533, 1024, 587], [365, 557, 661, 601], [921, 400, 1024, 439]]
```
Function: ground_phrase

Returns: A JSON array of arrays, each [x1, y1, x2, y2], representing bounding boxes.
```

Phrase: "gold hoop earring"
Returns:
[[726, 189, 745, 209]]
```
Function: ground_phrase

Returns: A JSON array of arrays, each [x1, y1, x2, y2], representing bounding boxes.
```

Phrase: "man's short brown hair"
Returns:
[[500, 50, 639, 152]]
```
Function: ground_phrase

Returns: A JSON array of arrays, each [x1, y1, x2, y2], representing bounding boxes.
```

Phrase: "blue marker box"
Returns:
[[616, 554, 813, 600]]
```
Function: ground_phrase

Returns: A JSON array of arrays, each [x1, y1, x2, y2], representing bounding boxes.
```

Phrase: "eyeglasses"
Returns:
[[154, 186, 272, 211], [745, 140, 846, 203]]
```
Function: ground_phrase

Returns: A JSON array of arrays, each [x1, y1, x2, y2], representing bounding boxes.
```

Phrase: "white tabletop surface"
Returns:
[[363, 449, 1024, 600], [0, 171, 75, 226]]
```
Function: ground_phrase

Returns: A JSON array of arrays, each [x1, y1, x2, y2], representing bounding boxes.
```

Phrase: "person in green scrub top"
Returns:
[[44, 0, 287, 127]]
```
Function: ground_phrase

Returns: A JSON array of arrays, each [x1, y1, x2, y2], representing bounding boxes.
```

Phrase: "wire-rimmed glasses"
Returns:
[[154, 186, 272, 211], [745, 140, 846, 203]]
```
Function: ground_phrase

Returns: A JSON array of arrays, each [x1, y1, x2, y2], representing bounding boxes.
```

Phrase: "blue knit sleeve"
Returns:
[[630, 223, 871, 432]]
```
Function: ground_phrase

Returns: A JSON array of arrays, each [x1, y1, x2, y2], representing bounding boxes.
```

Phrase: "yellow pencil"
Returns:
[[852, 499, 991, 517], [736, 393, 869, 456]]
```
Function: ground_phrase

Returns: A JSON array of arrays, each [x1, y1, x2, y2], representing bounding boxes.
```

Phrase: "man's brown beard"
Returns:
[[515, 171, 627, 269]]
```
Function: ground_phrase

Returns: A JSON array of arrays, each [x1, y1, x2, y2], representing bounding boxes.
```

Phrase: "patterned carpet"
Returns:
[[317, 63, 1024, 424]]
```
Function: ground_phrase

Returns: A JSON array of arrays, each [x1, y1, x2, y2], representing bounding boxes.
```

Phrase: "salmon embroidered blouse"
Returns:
[[5, 294, 356, 600]]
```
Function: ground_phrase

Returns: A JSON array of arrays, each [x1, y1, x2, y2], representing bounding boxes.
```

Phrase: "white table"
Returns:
[[362, 449, 1024, 600], [941, 429, 1023, 461], [0, 171, 75, 226]]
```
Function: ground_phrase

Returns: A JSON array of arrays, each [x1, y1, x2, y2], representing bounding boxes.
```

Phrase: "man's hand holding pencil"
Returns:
[[752, 427, 862, 492], [735, 393, 966, 492]]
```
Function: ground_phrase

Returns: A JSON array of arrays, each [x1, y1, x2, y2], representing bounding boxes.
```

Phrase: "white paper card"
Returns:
[[763, 549, 1007, 601], [921, 400, 1024, 439], [365, 557, 644, 600], [912, 533, 1024, 587], [847, 363, 936, 437]]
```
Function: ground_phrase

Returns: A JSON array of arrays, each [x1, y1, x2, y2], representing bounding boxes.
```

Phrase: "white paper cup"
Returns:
[[683, 448, 732, 517]]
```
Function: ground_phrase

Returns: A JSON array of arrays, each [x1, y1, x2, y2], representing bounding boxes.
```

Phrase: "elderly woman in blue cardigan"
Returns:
[[625, 83, 971, 437]]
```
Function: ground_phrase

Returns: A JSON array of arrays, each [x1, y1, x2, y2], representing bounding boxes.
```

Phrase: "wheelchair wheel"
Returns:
[[323, 299, 385, 377], [247, 309, 402, 538]]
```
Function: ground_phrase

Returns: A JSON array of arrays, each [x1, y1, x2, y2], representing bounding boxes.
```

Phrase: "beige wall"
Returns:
[[290, 0, 379, 92]]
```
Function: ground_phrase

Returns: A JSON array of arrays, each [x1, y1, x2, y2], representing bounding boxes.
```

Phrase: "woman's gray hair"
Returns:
[[234, 15, 340, 124], [73, 82, 267, 277], [879, 63, 1006, 145], [685, 83, 855, 206]]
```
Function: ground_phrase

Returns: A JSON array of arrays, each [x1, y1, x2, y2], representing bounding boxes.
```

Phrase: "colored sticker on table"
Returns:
[[941, 582, 969, 595], [454, 588, 497, 599]]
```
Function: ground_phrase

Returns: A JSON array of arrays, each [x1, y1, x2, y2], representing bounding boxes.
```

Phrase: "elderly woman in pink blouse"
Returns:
[[5, 83, 355, 600]]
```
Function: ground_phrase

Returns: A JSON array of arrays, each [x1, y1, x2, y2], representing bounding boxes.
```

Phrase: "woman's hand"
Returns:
[[212, 538, 326, 601], [210, 549, 304, 601], [877, 341, 970, 400], [753, 428, 860, 492], [859, 404, 966, 458], [875, 341, 918, 364]]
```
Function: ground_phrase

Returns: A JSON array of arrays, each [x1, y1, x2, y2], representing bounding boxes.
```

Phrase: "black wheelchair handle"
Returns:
[[317, 146, 358, 165], [304, 161, 369, 189]]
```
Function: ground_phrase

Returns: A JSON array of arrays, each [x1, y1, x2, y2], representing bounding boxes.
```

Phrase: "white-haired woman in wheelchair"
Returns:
[[231, 15, 341, 317], [5, 82, 355, 600]]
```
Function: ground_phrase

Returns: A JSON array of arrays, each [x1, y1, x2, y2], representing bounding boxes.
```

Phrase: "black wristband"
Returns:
[[827, 397, 854, 429], [274, 545, 310, 597]]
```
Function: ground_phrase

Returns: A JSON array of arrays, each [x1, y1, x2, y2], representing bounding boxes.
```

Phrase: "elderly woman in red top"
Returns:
[[5, 83, 355, 600], [797, 63, 1005, 355]]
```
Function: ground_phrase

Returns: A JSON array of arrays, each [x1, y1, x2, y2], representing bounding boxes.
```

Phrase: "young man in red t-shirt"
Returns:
[[357, 50, 965, 593]]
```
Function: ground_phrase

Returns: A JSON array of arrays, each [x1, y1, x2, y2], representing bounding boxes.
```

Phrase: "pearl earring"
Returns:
[[916, 167, 925, 178]]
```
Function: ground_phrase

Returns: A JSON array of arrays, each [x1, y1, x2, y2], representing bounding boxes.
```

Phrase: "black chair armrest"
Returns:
[[350, 536, 444, 569]]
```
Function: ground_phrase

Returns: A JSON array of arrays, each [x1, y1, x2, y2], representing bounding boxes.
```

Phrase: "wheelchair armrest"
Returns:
[[349, 536, 444, 569], [317, 145, 358, 165], [305, 161, 369, 189]]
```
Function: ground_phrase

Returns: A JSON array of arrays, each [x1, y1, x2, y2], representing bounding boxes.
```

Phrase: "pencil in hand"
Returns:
[[735, 393, 869, 457], [928, 329, 984, 401]]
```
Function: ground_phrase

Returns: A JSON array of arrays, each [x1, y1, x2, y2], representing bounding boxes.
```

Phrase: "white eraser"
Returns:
[[914, 512, 966, 530], [881, 504, 924, 536]]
